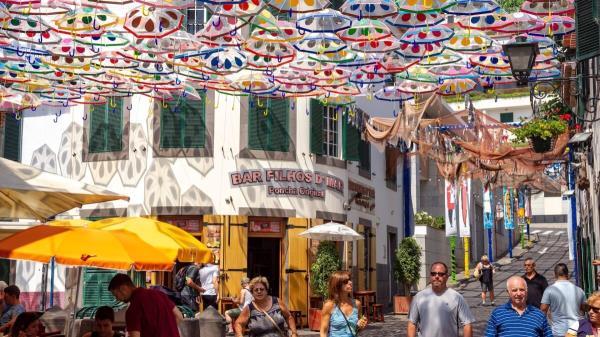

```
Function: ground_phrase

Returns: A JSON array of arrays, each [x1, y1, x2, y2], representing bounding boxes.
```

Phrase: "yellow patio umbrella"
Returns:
[[46, 219, 92, 227], [89, 217, 213, 264], [0, 225, 174, 271]]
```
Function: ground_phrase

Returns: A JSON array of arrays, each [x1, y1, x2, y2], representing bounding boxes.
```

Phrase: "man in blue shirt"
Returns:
[[485, 276, 552, 337], [0, 285, 25, 334]]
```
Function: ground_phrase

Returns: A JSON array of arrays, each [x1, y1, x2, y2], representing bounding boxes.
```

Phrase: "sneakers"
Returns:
[[481, 301, 487, 306], [491, 301, 496, 306]]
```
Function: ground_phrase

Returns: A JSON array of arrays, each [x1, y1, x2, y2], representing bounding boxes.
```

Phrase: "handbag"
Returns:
[[336, 304, 358, 337], [252, 300, 287, 337]]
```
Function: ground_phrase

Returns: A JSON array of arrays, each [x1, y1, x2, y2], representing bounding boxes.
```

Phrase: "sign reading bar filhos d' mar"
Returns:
[[230, 169, 344, 199]]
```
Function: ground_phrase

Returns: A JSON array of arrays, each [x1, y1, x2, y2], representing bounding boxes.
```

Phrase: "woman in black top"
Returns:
[[475, 255, 496, 306]]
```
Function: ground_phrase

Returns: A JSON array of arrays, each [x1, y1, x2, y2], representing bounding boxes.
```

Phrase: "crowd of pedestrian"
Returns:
[[407, 257, 593, 337]]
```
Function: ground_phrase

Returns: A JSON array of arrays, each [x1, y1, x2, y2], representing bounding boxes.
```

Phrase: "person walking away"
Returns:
[[178, 263, 202, 312], [319, 271, 367, 337], [523, 257, 549, 308], [198, 262, 220, 310], [82, 306, 124, 337], [475, 255, 496, 306], [234, 276, 298, 337], [0, 285, 25, 334], [565, 292, 600, 336], [485, 276, 552, 337], [9, 312, 43, 337], [540, 263, 586, 337], [108, 273, 182, 337], [224, 277, 253, 334], [407, 262, 475, 337]]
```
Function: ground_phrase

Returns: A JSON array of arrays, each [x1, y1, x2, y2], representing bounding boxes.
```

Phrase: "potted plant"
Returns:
[[308, 241, 342, 331], [512, 95, 570, 153], [393, 237, 422, 314]]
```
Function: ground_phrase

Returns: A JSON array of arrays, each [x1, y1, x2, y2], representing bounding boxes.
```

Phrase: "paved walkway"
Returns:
[[299, 225, 572, 336]]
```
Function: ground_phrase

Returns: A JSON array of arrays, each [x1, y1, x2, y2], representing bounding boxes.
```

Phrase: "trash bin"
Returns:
[[197, 306, 226, 337]]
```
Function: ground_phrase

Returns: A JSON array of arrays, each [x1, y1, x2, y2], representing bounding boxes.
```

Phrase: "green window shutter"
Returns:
[[161, 94, 206, 149], [82, 268, 117, 306], [359, 139, 371, 171], [343, 119, 360, 161], [499, 112, 513, 123], [248, 97, 289, 152], [3, 113, 21, 161], [89, 104, 106, 153], [576, 0, 600, 61], [309, 99, 324, 155], [161, 103, 179, 149], [269, 98, 289, 152], [89, 100, 123, 153]]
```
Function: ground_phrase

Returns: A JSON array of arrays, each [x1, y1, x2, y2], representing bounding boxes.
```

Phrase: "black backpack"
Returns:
[[174, 266, 190, 292]]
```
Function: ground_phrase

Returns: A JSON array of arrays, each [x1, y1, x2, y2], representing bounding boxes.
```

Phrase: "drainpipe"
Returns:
[[569, 148, 579, 285]]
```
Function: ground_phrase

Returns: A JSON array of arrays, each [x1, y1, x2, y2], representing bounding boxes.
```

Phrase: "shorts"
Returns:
[[481, 281, 494, 292], [226, 308, 242, 319]]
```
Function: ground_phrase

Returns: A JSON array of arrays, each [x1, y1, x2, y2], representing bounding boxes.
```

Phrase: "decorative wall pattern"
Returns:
[[30, 145, 57, 174]]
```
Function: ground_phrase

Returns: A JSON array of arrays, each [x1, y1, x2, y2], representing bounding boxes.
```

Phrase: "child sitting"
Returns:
[[82, 306, 124, 337]]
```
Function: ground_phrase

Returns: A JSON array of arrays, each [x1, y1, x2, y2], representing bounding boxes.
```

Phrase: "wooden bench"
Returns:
[[371, 304, 384, 322]]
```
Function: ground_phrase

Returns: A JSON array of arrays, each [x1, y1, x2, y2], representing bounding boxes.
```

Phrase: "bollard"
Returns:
[[197, 306, 227, 337]]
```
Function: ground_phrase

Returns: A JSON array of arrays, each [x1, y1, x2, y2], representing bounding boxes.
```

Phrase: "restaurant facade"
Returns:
[[12, 92, 409, 318]]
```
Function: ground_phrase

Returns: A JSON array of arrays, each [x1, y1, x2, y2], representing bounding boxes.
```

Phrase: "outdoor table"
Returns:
[[353, 290, 376, 319], [220, 297, 236, 314]]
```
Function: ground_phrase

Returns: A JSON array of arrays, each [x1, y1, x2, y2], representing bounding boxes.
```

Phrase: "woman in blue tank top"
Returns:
[[319, 271, 368, 337]]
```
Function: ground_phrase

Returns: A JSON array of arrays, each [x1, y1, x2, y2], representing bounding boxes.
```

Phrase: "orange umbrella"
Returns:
[[0, 225, 174, 271], [90, 217, 213, 263]]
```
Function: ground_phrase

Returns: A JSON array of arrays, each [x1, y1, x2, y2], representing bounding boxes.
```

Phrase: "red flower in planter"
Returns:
[[559, 114, 571, 121]]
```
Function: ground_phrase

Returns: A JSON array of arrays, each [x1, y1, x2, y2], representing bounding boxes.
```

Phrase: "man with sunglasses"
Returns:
[[407, 262, 475, 337], [522, 257, 549, 308], [540, 263, 586, 337]]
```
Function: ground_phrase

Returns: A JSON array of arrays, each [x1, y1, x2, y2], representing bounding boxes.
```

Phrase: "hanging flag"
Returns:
[[518, 189, 525, 224], [458, 177, 471, 237], [445, 179, 458, 236], [483, 185, 493, 229], [503, 186, 514, 230]]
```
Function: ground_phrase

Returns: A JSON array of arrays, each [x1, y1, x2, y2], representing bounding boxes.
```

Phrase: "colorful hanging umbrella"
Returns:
[[198, 15, 247, 40], [396, 40, 445, 59], [379, 51, 419, 73], [294, 32, 347, 54], [245, 39, 296, 61], [267, 0, 329, 14], [54, 7, 118, 33], [290, 58, 334, 72], [308, 48, 358, 64], [230, 72, 280, 93], [136, 61, 175, 75], [92, 51, 138, 69], [201, 47, 247, 74], [276, 83, 322, 96], [8, 3, 70, 16], [132, 0, 195, 8], [396, 65, 439, 82], [400, 26, 454, 45], [296, 9, 352, 33], [340, 0, 397, 19], [457, 13, 511, 31], [397, 79, 438, 94], [385, 10, 444, 28], [418, 51, 462, 66], [443, 0, 500, 15], [250, 20, 302, 42], [48, 39, 99, 58], [0, 0, 41, 5], [530, 15, 575, 37], [310, 67, 350, 86], [323, 84, 362, 95], [507, 34, 555, 49], [520, 0, 574, 16], [374, 86, 414, 101], [350, 35, 400, 53], [75, 31, 130, 48], [40, 89, 82, 101], [337, 19, 391, 42], [437, 78, 477, 96], [206, 0, 266, 17], [429, 64, 476, 79], [5, 59, 53, 75], [469, 53, 509, 69], [349, 67, 390, 85], [124, 6, 183, 38], [3, 15, 48, 33], [445, 30, 492, 52], [5, 29, 61, 45], [529, 68, 561, 81], [493, 12, 544, 34], [396, 0, 457, 13]]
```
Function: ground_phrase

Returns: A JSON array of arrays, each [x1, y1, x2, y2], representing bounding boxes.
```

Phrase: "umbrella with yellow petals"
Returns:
[[90, 217, 213, 263]]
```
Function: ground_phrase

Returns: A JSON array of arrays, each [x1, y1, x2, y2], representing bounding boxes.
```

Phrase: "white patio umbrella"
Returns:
[[299, 221, 364, 241], [0, 157, 128, 221]]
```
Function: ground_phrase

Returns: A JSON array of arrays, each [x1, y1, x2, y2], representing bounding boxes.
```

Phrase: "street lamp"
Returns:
[[502, 35, 539, 86]]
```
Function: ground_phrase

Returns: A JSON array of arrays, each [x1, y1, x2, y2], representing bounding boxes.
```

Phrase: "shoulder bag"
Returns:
[[336, 304, 358, 337], [252, 300, 287, 337]]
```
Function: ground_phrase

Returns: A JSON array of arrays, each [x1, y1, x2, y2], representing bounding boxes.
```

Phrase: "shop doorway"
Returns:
[[248, 238, 281, 297]]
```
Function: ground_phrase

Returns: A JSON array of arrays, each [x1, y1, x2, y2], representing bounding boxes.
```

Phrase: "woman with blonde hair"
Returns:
[[234, 276, 298, 337], [320, 271, 367, 337], [566, 291, 600, 336], [474, 255, 495, 306]]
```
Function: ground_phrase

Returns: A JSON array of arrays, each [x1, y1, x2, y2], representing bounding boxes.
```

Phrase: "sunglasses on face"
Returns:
[[588, 305, 600, 314], [430, 272, 447, 277], [252, 288, 266, 293]]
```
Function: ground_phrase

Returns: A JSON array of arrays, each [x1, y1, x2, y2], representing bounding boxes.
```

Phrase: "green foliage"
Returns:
[[512, 115, 568, 142], [538, 95, 572, 116], [414, 211, 445, 230], [310, 241, 342, 298], [393, 237, 422, 295], [497, 0, 525, 12]]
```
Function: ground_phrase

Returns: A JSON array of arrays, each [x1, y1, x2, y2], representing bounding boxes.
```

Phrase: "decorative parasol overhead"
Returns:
[[437, 78, 477, 96], [374, 85, 414, 101], [443, 0, 500, 15], [293, 32, 347, 55], [123, 6, 183, 38], [296, 9, 352, 33], [339, 0, 398, 19], [385, 11, 444, 28]]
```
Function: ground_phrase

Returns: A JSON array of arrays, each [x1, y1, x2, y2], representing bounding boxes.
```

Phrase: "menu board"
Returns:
[[205, 224, 221, 264], [249, 220, 282, 234]]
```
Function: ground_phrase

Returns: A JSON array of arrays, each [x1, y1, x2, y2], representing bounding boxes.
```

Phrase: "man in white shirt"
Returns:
[[540, 263, 586, 337], [198, 262, 220, 310]]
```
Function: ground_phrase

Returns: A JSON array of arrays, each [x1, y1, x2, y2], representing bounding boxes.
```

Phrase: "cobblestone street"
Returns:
[[300, 225, 572, 336]]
